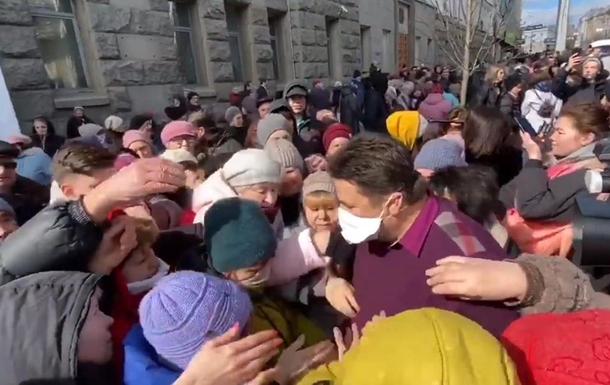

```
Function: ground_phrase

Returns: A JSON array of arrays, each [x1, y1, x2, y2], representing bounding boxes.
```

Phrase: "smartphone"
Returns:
[[514, 117, 537, 136]]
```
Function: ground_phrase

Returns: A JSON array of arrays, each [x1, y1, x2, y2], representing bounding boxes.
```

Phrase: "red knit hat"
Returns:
[[501, 310, 610, 385], [322, 123, 352, 153]]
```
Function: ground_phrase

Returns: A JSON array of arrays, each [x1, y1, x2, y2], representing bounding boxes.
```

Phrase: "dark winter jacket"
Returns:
[[466, 147, 523, 187], [66, 115, 94, 139], [362, 89, 389, 133], [339, 86, 362, 133], [0, 271, 114, 385], [551, 67, 609, 103], [2, 175, 50, 225], [499, 92, 521, 120], [473, 82, 504, 108], [0, 200, 104, 286], [30, 134, 66, 158]]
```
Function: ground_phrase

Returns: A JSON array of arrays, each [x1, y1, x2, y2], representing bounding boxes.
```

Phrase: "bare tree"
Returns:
[[429, 0, 515, 104]]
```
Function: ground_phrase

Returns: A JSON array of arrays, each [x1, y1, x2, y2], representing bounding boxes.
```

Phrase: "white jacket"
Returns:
[[521, 89, 562, 134]]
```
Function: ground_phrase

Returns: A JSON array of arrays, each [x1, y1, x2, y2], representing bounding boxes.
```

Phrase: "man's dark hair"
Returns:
[[328, 134, 427, 204], [429, 165, 504, 224], [52, 142, 117, 183]]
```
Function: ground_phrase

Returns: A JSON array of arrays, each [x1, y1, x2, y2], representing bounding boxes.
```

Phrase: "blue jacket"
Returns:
[[16, 148, 52, 186], [443, 92, 460, 108], [124, 324, 181, 385]]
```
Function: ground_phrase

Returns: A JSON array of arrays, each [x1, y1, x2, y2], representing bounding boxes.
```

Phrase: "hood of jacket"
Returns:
[[422, 93, 446, 105], [192, 170, 237, 224], [19, 147, 47, 158], [534, 80, 552, 93], [298, 308, 518, 385], [0, 271, 103, 385]]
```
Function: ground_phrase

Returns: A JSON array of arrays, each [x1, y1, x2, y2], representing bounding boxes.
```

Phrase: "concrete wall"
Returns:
[[0, 0, 362, 135], [413, 1, 436, 66], [358, 0, 396, 73]]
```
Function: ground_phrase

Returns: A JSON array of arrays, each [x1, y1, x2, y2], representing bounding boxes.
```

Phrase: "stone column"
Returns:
[[194, 0, 234, 83], [243, 2, 274, 81]]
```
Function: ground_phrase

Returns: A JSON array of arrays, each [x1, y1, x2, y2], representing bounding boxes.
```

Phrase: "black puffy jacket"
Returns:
[[0, 200, 104, 286]]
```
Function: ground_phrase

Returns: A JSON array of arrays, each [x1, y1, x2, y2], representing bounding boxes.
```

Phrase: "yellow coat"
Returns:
[[247, 290, 328, 366], [299, 308, 519, 385]]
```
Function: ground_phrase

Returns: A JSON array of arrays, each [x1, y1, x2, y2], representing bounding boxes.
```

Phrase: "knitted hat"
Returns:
[[160, 121, 196, 146], [221, 149, 282, 188], [224, 106, 242, 124], [256, 96, 273, 109], [302, 171, 335, 197], [256, 113, 292, 147], [78, 123, 104, 138], [502, 310, 610, 385], [160, 149, 198, 164], [386, 111, 428, 150], [264, 138, 305, 173], [104, 115, 127, 133], [414, 139, 467, 171], [122, 129, 152, 149], [0, 197, 15, 217], [204, 198, 277, 272], [139, 271, 252, 370], [322, 123, 352, 152], [6, 134, 31, 146], [73, 106, 84, 112], [114, 153, 137, 171]]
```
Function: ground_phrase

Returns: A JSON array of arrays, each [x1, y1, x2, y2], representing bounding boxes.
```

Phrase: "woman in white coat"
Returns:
[[521, 70, 562, 134]]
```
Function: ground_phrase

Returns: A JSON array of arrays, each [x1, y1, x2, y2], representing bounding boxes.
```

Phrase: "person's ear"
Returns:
[[582, 132, 596, 147], [60, 184, 76, 200], [386, 193, 404, 216]]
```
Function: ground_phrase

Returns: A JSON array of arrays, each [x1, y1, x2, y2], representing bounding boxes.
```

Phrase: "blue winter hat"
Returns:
[[414, 138, 467, 171], [204, 197, 277, 273], [139, 271, 252, 370]]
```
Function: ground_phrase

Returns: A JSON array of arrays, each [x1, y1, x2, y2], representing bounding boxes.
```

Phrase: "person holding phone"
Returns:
[[550, 53, 608, 103]]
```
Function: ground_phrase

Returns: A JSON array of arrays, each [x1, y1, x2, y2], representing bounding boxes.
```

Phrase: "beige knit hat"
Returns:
[[302, 171, 335, 196], [264, 138, 305, 173]]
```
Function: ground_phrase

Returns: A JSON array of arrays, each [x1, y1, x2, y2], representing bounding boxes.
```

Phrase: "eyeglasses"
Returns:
[[170, 137, 196, 145]]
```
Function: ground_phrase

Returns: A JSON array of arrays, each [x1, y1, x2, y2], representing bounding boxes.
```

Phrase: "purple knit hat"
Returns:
[[139, 271, 252, 370], [160, 121, 196, 146]]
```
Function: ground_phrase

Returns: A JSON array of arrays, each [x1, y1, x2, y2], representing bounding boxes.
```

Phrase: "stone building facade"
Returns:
[[1, 0, 369, 135]]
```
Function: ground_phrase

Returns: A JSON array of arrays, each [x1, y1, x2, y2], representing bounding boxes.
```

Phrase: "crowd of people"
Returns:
[[1, 47, 610, 385]]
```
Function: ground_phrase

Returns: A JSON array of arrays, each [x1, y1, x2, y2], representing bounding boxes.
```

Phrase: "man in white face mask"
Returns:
[[325, 134, 519, 339]]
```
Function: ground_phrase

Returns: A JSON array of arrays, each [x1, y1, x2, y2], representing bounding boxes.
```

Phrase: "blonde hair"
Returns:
[[484, 65, 504, 83], [303, 191, 338, 210]]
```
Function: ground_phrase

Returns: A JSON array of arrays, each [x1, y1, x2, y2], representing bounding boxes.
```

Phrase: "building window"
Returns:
[[30, 0, 88, 89], [225, 2, 245, 82], [325, 17, 339, 78], [398, 8, 405, 24], [268, 15, 286, 81], [170, 2, 198, 84]]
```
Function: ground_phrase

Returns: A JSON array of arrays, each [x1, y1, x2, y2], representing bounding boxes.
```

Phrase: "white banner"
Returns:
[[0, 66, 21, 140]]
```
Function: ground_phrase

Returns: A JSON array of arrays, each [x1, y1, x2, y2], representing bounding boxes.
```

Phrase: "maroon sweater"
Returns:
[[351, 196, 519, 338]]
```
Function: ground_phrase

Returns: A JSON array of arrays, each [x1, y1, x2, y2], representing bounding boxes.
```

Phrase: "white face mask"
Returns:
[[338, 196, 394, 244], [239, 263, 272, 288]]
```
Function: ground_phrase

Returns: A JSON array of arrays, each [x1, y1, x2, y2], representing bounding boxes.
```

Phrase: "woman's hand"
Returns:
[[175, 326, 283, 385], [520, 131, 542, 161], [325, 277, 360, 317], [425, 256, 528, 302], [273, 336, 336, 384], [334, 312, 386, 361]]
